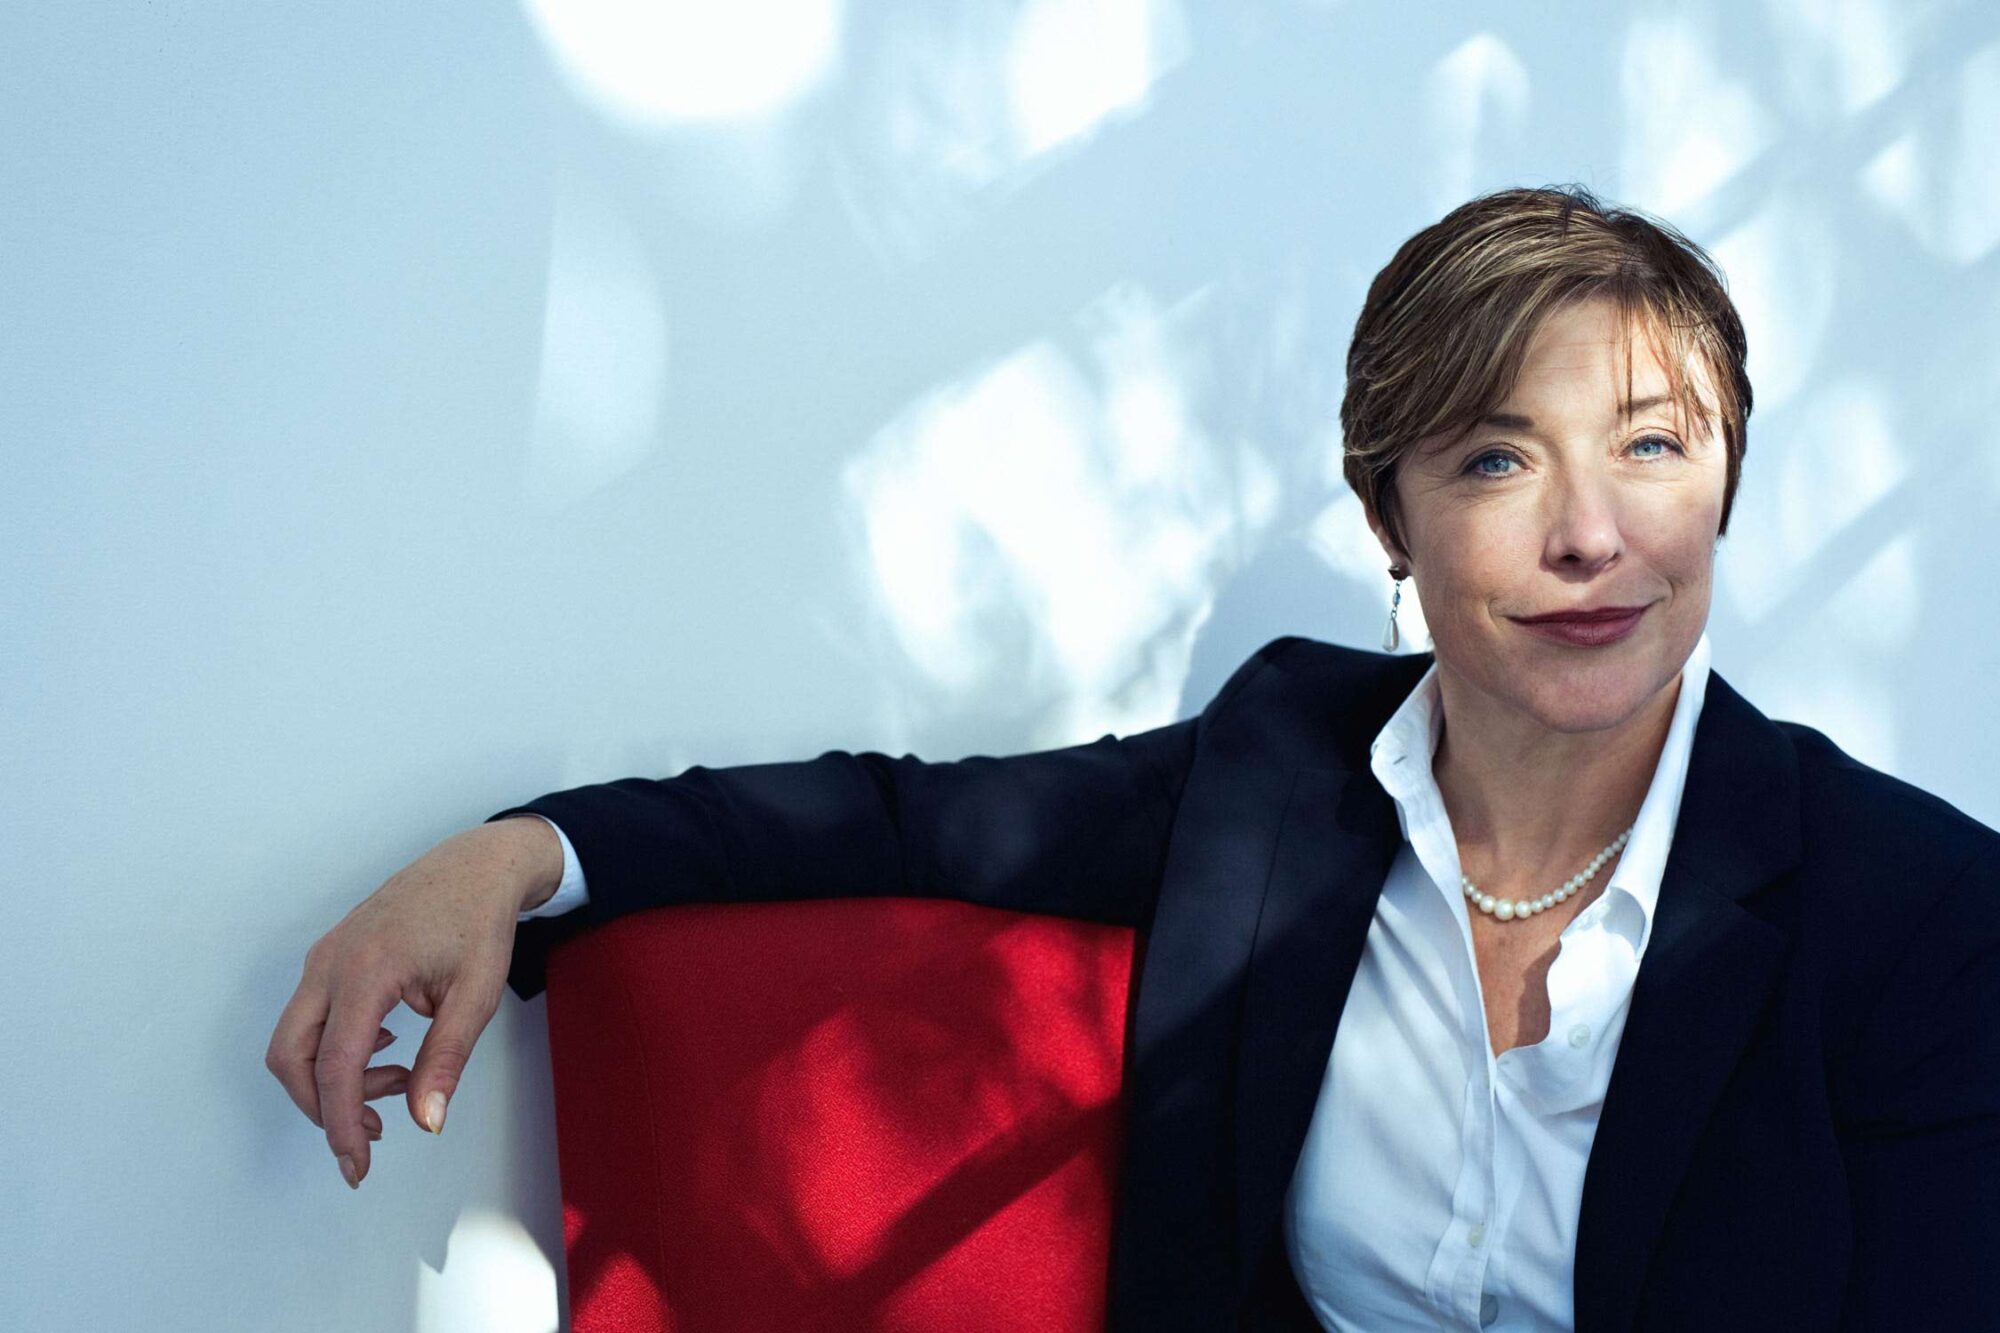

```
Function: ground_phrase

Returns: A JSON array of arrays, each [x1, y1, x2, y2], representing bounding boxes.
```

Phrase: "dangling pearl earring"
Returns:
[[1382, 563, 1409, 652]]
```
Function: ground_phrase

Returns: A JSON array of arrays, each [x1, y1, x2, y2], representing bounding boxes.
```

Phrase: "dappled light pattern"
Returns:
[[1421, 35, 1530, 217], [1764, 0, 1906, 116], [830, 0, 1191, 270], [1710, 193, 1838, 412], [840, 280, 1279, 744], [502, 0, 1999, 803], [518, 0, 844, 128], [1006, 0, 1191, 161], [1859, 39, 2000, 266], [1619, 12, 1778, 218], [1731, 380, 1908, 623]]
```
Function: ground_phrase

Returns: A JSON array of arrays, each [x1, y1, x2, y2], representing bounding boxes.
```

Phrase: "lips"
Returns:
[[1510, 604, 1650, 646], [1514, 605, 1651, 624]]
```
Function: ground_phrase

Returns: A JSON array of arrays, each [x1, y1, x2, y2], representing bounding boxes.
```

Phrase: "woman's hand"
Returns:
[[265, 818, 556, 1189]]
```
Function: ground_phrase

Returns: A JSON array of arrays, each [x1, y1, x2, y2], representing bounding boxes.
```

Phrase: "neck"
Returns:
[[1431, 667, 1683, 888]]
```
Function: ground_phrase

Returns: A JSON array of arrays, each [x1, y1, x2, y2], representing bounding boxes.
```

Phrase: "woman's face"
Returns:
[[1370, 295, 1728, 735]]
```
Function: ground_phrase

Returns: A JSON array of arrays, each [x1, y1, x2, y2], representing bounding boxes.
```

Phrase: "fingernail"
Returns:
[[424, 1091, 447, 1135], [338, 1154, 359, 1190]]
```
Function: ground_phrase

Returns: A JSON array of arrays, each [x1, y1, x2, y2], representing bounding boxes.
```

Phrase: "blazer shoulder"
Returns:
[[1212, 634, 1421, 704], [1246, 633, 1420, 679], [1777, 717, 2000, 879], [1198, 634, 1429, 767]]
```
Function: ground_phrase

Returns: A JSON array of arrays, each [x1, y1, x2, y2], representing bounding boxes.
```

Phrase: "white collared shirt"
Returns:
[[1284, 630, 1713, 1331], [513, 632, 1714, 1331]]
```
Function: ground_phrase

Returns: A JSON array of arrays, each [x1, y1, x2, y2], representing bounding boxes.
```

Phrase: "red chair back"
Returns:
[[543, 896, 1139, 1331]]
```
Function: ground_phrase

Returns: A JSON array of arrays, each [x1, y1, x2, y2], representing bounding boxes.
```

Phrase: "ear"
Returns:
[[1362, 493, 1412, 572]]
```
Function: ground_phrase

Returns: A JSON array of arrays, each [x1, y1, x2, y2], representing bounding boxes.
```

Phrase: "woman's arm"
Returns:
[[1833, 841, 2000, 1330], [490, 638, 1297, 1000]]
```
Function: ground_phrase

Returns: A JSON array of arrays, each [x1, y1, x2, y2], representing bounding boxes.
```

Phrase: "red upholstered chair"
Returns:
[[539, 895, 1140, 1332]]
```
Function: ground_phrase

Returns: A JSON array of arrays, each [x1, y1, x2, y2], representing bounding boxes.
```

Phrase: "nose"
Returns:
[[1541, 468, 1625, 574]]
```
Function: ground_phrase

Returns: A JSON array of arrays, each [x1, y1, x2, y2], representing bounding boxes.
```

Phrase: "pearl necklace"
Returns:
[[1462, 826, 1633, 922]]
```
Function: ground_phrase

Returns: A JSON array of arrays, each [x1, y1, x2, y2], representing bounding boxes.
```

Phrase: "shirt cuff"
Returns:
[[513, 814, 589, 920]]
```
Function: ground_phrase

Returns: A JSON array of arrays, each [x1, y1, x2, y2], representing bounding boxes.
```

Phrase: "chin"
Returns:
[[1507, 660, 1665, 734], [1441, 623, 1680, 731], [1528, 694, 1650, 735]]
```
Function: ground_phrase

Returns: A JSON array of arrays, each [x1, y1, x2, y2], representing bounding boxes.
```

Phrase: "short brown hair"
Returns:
[[1340, 184, 1752, 562]]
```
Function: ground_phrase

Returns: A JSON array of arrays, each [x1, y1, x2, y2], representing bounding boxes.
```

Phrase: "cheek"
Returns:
[[1433, 532, 1537, 604], [1629, 491, 1723, 572], [1656, 525, 1720, 581]]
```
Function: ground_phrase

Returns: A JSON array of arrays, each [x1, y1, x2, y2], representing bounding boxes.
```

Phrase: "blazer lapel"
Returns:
[[1572, 669, 1799, 1332], [1232, 760, 1406, 1302], [1230, 647, 1429, 1306], [1110, 730, 1351, 1326]]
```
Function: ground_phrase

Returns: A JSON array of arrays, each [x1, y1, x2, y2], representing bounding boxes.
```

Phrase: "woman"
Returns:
[[267, 186, 2000, 1331]]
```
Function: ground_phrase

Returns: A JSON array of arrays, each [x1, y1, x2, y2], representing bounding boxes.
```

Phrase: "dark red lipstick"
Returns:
[[1509, 603, 1651, 647]]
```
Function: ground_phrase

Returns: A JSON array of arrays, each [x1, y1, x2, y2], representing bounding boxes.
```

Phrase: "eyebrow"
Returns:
[[1477, 393, 1676, 430]]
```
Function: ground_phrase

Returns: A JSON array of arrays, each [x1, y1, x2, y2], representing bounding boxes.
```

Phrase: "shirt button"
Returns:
[[1466, 1223, 1485, 1247], [1568, 1023, 1592, 1048], [1480, 1292, 1500, 1326]]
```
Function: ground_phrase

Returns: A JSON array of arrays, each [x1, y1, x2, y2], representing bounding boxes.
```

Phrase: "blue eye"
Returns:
[[1464, 434, 1684, 478]]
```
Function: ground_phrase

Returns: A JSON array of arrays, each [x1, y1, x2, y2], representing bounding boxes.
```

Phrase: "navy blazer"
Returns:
[[493, 635, 2000, 1332]]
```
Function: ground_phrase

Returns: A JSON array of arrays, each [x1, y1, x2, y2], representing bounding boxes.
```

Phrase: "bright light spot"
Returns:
[[841, 281, 1261, 742], [1710, 191, 1837, 412], [1422, 34, 1531, 216], [829, 1, 1186, 270], [519, 0, 843, 128], [1858, 40, 2000, 265], [1619, 13, 1775, 217], [1859, 131, 1920, 215], [1007, 0, 1190, 159], [412, 1208, 559, 1333], [525, 176, 668, 513]]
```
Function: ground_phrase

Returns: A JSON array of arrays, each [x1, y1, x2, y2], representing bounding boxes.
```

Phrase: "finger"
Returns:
[[266, 997, 393, 1128], [407, 974, 501, 1136], [362, 1105, 383, 1140], [266, 970, 336, 1129], [363, 1064, 411, 1101], [314, 973, 400, 1189]]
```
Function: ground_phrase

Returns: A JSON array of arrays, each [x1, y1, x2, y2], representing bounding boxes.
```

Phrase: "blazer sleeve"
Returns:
[[487, 637, 1297, 1000], [1834, 839, 2000, 1331]]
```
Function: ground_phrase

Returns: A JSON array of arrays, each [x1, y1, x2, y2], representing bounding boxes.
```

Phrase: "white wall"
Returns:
[[5, 1, 1997, 1328]]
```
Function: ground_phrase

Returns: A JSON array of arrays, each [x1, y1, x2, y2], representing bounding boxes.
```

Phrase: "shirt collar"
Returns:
[[1365, 630, 1713, 955]]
